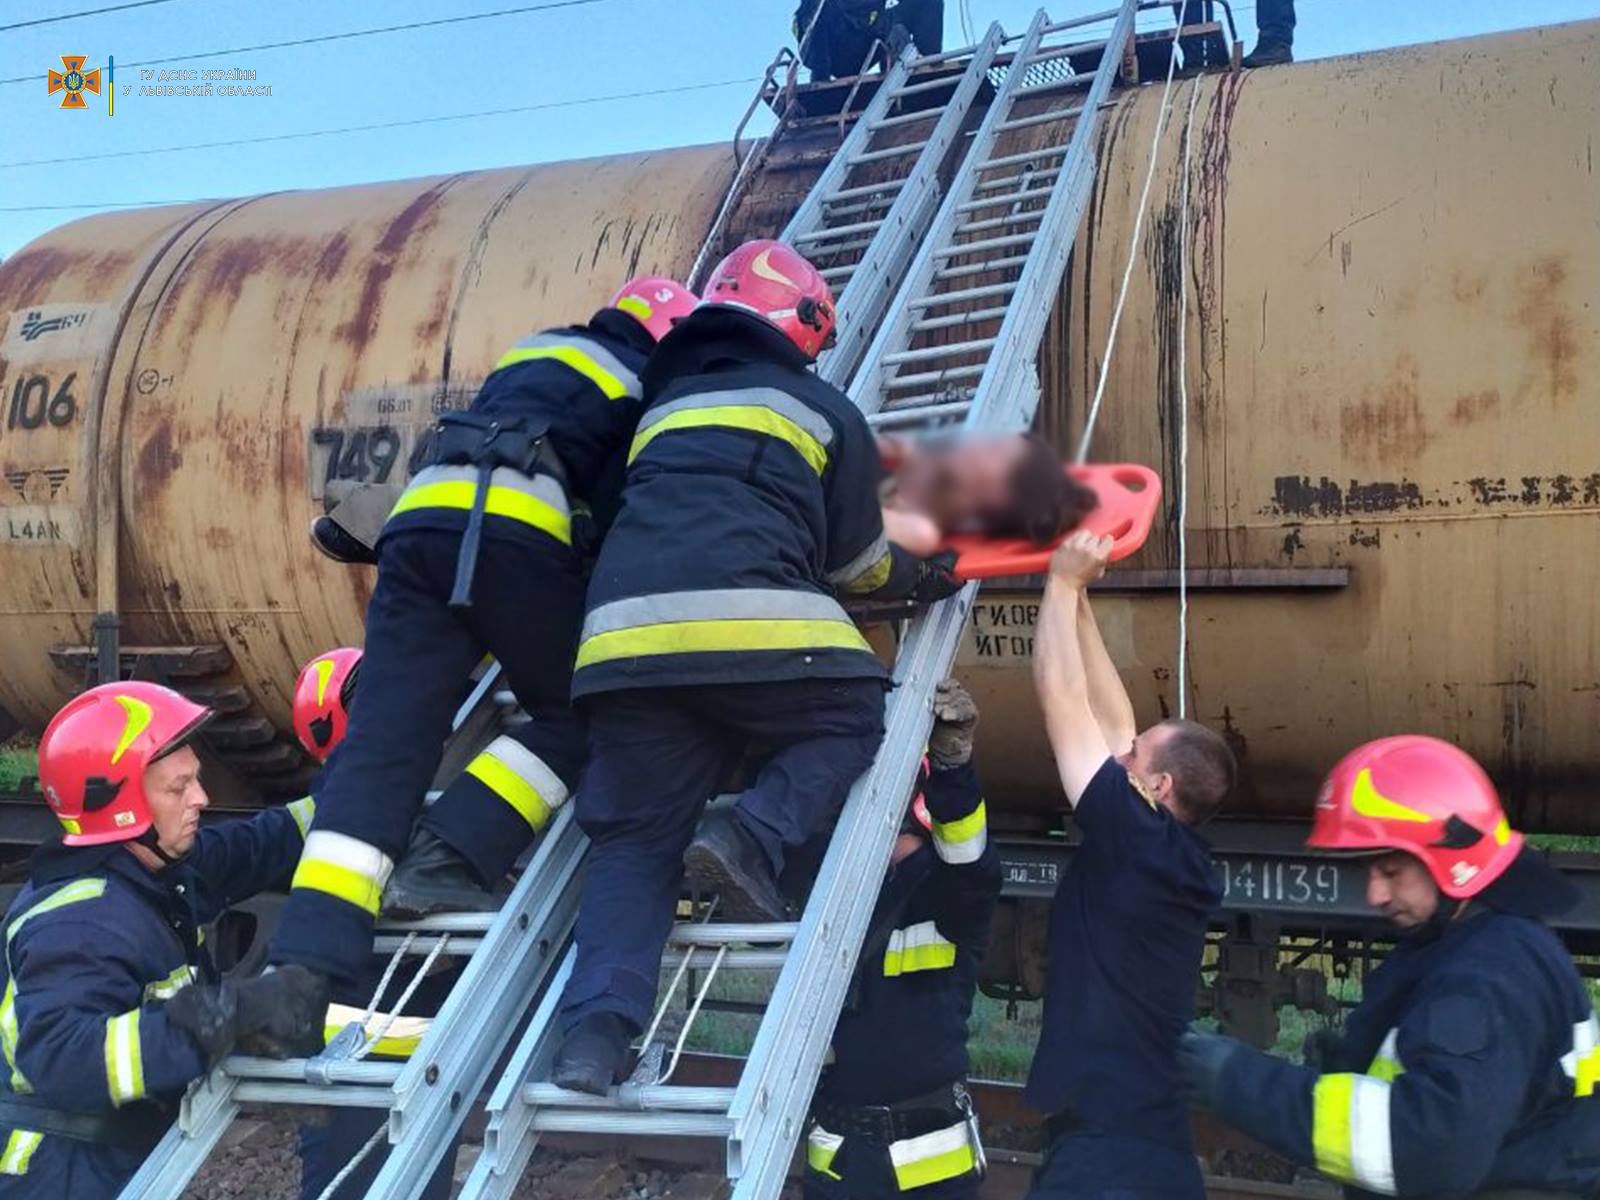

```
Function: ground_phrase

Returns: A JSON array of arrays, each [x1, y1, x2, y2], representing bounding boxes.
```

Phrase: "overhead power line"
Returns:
[[0, 0, 614, 86], [0, 75, 762, 171], [0, 0, 183, 33]]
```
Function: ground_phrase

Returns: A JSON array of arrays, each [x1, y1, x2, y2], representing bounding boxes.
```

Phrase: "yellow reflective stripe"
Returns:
[[291, 830, 394, 917], [3, 877, 108, 1093], [103, 1010, 144, 1105], [6, 879, 108, 943], [58, 818, 80, 835], [1563, 1016, 1600, 1097], [292, 860, 383, 916], [628, 405, 829, 475], [143, 962, 196, 1003], [1, 978, 25, 1094], [806, 1125, 843, 1180], [388, 480, 572, 545], [0, 1129, 42, 1176], [494, 345, 629, 399], [1311, 1073, 1395, 1193], [889, 1121, 977, 1190], [1367, 1028, 1404, 1083], [286, 796, 316, 839], [577, 617, 870, 670], [467, 752, 551, 834], [883, 921, 958, 977], [843, 550, 892, 596], [931, 800, 988, 865]]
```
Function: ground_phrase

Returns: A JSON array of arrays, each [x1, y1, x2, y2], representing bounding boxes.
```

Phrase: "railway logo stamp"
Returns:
[[18, 309, 89, 343], [47, 56, 103, 110]]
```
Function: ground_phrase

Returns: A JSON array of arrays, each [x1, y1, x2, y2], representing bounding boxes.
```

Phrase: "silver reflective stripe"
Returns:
[[581, 588, 855, 641], [400, 465, 571, 516], [1348, 1076, 1396, 1194], [635, 387, 836, 448], [827, 530, 890, 588], [506, 332, 641, 397], [482, 735, 570, 810]]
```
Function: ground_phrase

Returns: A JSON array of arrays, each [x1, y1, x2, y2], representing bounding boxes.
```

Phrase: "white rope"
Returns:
[[1072, 14, 1187, 465], [1176, 78, 1202, 719], [662, 944, 729, 1084], [311, 1120, 387, 1200], [357, 933, 414, 1029], [351, 932, 453, 1062]]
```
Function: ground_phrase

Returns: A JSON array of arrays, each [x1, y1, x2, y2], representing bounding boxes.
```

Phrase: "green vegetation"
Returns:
[[0, 742, 36, 792], [1528, 833, 1600, 853]]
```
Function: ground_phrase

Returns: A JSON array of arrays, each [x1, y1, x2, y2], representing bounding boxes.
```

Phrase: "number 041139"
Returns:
[[1213, 856, 1343, 909]]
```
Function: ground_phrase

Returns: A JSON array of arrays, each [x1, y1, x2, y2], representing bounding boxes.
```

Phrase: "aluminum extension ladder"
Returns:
[[461, 6, 1141, 1199], [120, 665, 585, 1200]]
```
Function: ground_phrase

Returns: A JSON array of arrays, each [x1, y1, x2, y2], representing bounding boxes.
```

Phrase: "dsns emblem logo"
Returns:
[[47, 56, 102, 110]]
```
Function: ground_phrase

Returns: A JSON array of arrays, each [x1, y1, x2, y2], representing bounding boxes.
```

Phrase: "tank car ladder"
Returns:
[[460, 6, 1140, 1199], [120, 664, 586, 1200]]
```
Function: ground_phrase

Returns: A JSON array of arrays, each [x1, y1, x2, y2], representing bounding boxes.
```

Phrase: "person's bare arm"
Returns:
[[1077, 595, 1137, 757], [1033, 532, 1115, 806]]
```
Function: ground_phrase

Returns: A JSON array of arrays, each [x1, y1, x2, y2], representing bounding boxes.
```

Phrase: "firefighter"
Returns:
[[0, 683, 325, 1198], [1023, 532, 1235, 1200], [267, 277, 698, 991], [803, 679, 999, 1200], [1179, 736, 1600, 1197], [548, 239, 964, 1094], [795, 0, 945, 81]]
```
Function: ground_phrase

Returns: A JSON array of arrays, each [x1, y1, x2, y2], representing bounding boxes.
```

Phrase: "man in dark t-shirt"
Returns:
[[1022, 531, 1237, 1199]]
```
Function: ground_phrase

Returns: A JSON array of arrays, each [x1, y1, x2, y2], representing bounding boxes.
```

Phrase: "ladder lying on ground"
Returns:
[[462, 6, 1142, 1199]]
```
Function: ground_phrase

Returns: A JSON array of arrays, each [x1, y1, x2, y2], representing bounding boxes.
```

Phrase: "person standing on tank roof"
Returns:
[[267, 276, 699, 998], [1023, 530, 1236, 1200]]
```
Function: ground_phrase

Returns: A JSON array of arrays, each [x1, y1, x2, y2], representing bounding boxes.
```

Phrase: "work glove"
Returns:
[[928, 678, 979, 768], [1176, 1029, 1244, 1109], [911, 550, 964, 606], [167, 965, 329, 1065], [886, 21, 913, 57]]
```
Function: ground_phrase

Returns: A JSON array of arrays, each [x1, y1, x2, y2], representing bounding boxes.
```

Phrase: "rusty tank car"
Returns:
[[0, 19, 1597, 842]]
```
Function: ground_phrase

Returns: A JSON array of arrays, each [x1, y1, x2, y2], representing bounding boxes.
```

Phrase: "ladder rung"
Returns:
[[662, 948, 789, 970], [669, 922, 799, 945], [909, 280, 1017, 309], [934, 231, 1038, 258], [1022, 38, 1109, 68], [523, 1083, 735, 1112], [979, 143, 1073, 173], [233, 1082, 396, 1108], [957, 187, 1050, 214], [932, 253, 1031, 282], [1041, 5, 1124, 35], [826, 178, 906, 205], [1011, 71, 1095, 101], [820, 265, 856, 282], [867, 400, 974, 428], [882, 337, 997, 367], [373, 934, 481, 955], [954, 210, 1045, 237], [378, 912, 499, 934], [226, 1057, 403, 1085], [890, 74, 963, 99], [885, 362, 988, 389], [848, 139, 930, 167], [530, 1109, 733, 1138], [974, 166, 1062, 193], [910, 305, 1012, 333], [997, 104, 1085, 134], [870, 107, 942, 132], [911, 41, 986, 67], [794, 217, 885, 245], [825, 197, 895, 223]]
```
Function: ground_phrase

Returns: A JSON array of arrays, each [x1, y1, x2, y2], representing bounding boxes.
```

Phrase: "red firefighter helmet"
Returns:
[[293, 647, 362, 762], [700, 239, 836, 361], [1310, 735, 1524, 899], [38, 682, 212, 846], [610, 276, 699, 342]]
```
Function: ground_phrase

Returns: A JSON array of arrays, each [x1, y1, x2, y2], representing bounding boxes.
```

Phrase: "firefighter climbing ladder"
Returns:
[[461, 6, 1142, 1199], [118, 665, 587, 1200]]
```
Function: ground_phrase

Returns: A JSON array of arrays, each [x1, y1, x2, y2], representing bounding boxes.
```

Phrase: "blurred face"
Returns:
[[1117, 725, 1178, 814], [1366, 852, 1442, 929], [142, 745, 208, 858], [893, 436, 1029, 531]]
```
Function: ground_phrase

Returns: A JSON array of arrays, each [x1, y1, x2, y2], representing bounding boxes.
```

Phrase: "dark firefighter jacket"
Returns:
[[1211, 904, 1600, 1196], [382, 307, 653, 553], [0, 799, 313, 1197], [572, 305, 919, 698], [806, 761, 1001, 1191]]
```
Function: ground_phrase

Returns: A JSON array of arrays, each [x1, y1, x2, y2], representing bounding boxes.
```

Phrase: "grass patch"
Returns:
[[0, 743, 36, 792], [1529, 833, 1600, 853]]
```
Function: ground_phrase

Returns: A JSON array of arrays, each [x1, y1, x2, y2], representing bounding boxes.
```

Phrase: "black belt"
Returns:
[[813, 1080, 973, 1145], [0, 1093, 170, 1152]]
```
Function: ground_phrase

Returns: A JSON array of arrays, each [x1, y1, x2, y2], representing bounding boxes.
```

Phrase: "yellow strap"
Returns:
[[1311, 1073, 1356, 1182], [0, 1128, 42, 1176], [388, 480, 572, 545], [932, 801, 987, 849], [577, 616, 871, 670], [841, 550, 892, 595], [883, 940, 958, 977], [466, 752, 552, 834], [493, 345, 630, 399], [286, 797, 316, 839], [628, 405, 829, 475], [893, 1142, 977, 1191], [806, 1128, 843, 1181], [291, 859, 383, 916]]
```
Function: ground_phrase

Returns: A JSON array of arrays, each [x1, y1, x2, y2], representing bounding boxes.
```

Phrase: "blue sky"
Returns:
[[2, 0, 1597, 258]]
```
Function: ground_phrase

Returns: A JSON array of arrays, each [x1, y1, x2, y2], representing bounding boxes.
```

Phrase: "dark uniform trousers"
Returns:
[[806, 1155, 979, 1200], [271, 527, 587, 982], [299, 1108, 454, 1200], [1028, 1130, 1205, 1199], [559, 678, 886, 1031]]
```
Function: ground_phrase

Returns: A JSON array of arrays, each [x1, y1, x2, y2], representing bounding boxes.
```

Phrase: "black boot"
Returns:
[[683, 810, 790, 924], [310, 515, 378, 566], [380, 828, 500, 918], [1242, 38, 1293, 67], [551, 1013, 631, 1095]]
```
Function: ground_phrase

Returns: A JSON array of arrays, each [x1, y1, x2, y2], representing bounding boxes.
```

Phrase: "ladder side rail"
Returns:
[[969, 0, 1139, 432], [114, 1068, 239, 1199], [818, 23, 1007, 388], [778, 48, 916, 246], [847, 9, 1056, 417], [725, 584, 978, 1197], [367, 807, 588, 1200]]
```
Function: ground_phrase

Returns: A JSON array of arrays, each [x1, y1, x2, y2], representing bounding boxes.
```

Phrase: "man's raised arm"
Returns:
[[1077, 593, 1136, 757], [1032, 532, 1115, 806]]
